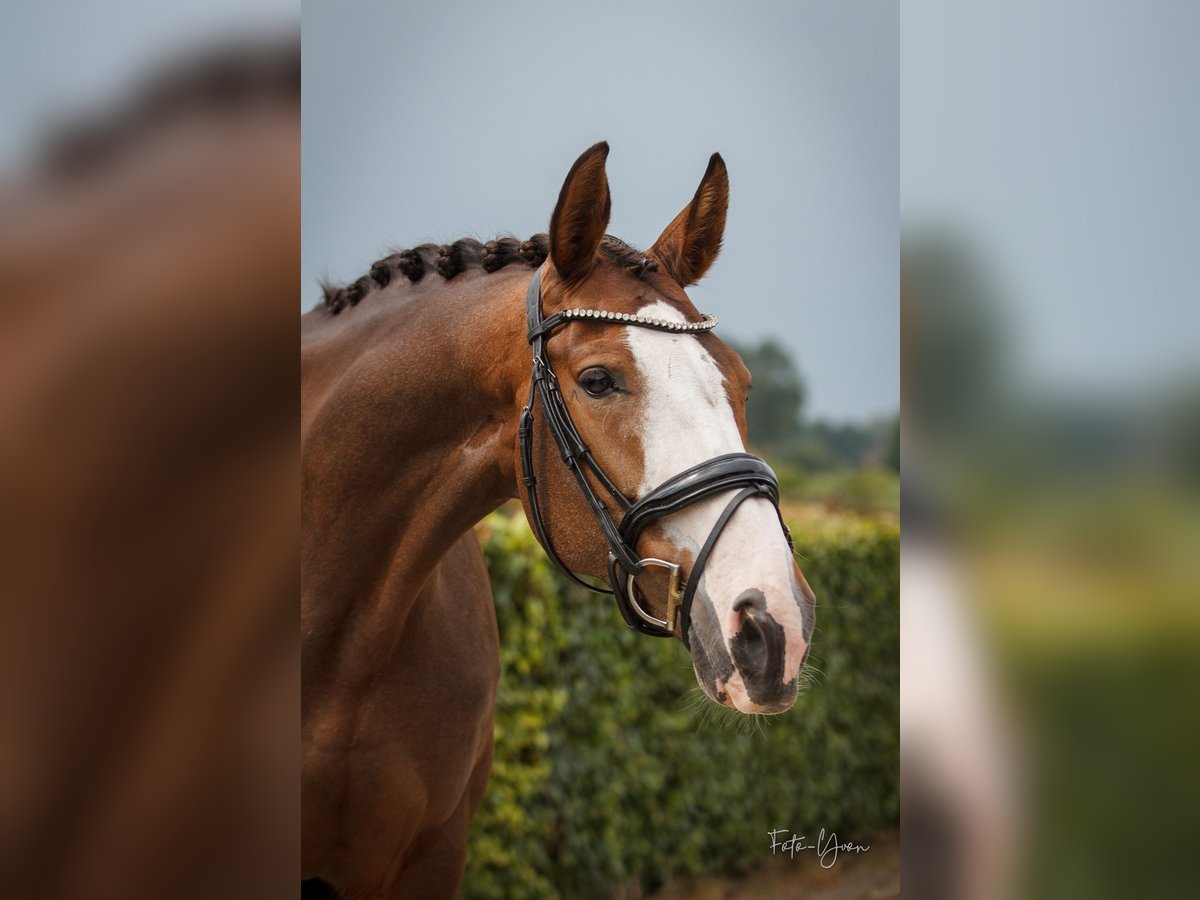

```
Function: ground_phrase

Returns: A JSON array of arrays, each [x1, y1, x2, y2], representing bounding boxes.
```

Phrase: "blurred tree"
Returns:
[[727, 339, 806, 447], [902, 230, 1007, 442], [776, 416, 898, 472]]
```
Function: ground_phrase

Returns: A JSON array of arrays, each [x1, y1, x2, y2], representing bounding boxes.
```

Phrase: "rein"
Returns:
[[517, 269, 793, 645]]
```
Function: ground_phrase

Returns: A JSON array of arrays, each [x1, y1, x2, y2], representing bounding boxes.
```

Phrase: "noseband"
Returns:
[[517, 269, 793, 645]]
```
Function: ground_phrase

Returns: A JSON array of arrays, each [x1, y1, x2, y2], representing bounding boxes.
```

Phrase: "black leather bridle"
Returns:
[[517, 269, 793, 646]]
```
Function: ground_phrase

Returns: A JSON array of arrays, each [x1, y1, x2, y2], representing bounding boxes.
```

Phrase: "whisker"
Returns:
[[677, 685, 779, 737]]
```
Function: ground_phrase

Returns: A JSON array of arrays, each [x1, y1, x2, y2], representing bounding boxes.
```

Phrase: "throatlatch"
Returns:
[[517, 269, 793, 644]]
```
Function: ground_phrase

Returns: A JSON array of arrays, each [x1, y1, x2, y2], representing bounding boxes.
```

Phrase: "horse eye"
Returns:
[[579, 367, 616, 397]]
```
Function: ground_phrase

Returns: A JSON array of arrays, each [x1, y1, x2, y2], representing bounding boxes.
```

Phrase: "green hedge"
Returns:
[[464, 511, 899, 898]]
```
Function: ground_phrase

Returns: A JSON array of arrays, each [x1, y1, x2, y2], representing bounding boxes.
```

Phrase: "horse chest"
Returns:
[[302, 533, 499, 886]]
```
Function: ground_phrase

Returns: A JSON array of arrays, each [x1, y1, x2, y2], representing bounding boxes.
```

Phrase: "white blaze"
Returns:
[[623, 301, 807, 687]]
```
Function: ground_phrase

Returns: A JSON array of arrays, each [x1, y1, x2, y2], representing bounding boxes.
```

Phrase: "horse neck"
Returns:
[[301, 269, 529, 629]]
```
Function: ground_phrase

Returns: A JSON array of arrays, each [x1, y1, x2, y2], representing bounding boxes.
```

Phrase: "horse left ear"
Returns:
[[549, 142, 612, 284], [650, 153, 729, 286]]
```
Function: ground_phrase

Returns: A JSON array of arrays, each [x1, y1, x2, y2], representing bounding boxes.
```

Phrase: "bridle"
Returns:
[[517, 269, 793, 646]]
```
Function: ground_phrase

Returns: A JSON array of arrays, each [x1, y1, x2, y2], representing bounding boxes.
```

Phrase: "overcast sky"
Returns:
[[7, 1, 1193, 419], [903, 0, 1200, 398], [302, 0, 899, 422], [0, 1, 294, 166]]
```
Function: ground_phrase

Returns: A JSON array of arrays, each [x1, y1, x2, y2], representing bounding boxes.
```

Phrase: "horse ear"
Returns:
[[549, 142, 611, 283], [650, 153, 729, 286]]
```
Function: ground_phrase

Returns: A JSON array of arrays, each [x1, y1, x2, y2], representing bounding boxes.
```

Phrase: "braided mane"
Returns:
[[319, 234, 657, 315]]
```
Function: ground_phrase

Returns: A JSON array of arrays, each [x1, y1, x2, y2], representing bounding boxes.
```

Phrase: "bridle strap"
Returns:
[[520, 270, 634, 593], [619, 452, 780, 545], [535, 366, 640, 574], [675, 486, 794, 651], [518, 402, 610, 594], [678, 487, 757, 651]]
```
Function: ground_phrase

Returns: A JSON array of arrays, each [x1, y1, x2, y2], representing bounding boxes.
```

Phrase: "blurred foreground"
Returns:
[[0, 24, 298, 900]]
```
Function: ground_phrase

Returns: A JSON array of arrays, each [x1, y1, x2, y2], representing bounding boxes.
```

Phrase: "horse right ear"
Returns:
[[549, 142, 611, 283], [650, 152, 729, 286]]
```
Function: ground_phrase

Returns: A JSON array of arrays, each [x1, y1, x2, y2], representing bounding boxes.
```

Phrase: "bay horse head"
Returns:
[[519, 143, 816, 714]]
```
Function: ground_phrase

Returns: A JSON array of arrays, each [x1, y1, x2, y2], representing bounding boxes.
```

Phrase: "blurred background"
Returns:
[[903, 2, 1200, 898]]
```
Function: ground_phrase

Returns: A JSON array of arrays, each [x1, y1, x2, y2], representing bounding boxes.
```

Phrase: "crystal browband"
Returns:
[[557, 308, 719, 332]]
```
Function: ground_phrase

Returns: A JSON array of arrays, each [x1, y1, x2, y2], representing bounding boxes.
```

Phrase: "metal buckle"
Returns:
[[625, 558, 682, 632]]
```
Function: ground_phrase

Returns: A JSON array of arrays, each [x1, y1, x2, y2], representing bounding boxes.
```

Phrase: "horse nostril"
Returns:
[[733, 588, 767, 615], [729, 589, 787, 701], [740, 606, 772, 657]]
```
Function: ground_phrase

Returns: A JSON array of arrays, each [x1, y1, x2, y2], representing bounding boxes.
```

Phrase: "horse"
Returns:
[[301, 142, 816, 898]]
